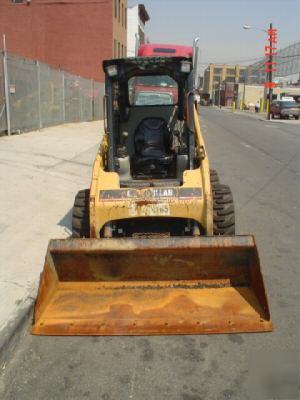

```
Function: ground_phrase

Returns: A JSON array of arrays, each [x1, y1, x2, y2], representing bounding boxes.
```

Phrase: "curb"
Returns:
[[224, 110, 268, 120], [212, 107, 261, 117], [212, 107, 299, 124], [0, 293, 35, 368], [257, 117, 299, 125]]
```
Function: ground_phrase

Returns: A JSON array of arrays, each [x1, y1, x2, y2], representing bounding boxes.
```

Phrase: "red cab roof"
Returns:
[[138, 44, 193, 58]]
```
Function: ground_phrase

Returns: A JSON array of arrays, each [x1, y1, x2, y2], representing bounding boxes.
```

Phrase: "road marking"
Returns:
[[264, 125, 279, 128], [240, 142, 253, 149]]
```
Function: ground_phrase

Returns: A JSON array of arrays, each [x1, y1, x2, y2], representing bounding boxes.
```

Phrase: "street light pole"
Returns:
[[242, 67, 248, 110]]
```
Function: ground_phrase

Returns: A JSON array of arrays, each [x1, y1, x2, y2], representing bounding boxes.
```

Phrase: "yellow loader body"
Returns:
[[89, 107, 213, 237]]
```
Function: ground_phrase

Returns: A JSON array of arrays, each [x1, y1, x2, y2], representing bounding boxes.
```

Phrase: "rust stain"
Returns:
[[134, 199, 157, 206], [32, 235, 272, 336]]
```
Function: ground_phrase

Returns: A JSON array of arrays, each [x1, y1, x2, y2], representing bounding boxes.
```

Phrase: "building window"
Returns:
[[226, 68, 235, 75], [12, 0, 24, 3], [114, 40, 116, 58], [226, 77, 236, 83], [125, 7, 127, 29], [118, 42, 120, 58], [214, 68, 222, 74], [121, 3, 124, 26], [122, 44, 124, 57], [114, 0, 117, 18], [118, 0, 120, 23]]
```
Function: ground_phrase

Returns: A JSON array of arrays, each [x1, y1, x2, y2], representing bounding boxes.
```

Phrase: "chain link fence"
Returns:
[[0, 52, 6, 132], [0, 52, 104, 135]]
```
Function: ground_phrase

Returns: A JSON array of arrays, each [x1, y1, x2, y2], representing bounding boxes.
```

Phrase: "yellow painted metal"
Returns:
[[260, 97, 264, 113], [266, 99, 270, 114], [194, 106, 213, 234], [89, 104, 213, 237]]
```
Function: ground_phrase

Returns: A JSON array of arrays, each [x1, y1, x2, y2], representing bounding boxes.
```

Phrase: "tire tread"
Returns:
[[212, 183, 235, 235], [72, 189, 90, 238]]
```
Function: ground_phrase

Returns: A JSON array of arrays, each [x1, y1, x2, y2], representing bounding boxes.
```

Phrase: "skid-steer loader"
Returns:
[[32, 56, 272, 335]]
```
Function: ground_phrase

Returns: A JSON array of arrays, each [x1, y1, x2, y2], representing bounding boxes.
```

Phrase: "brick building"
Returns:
[[0, 0, 127, 82]]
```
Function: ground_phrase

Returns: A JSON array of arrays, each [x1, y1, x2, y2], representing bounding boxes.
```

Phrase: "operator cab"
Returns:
[[103, 57, 195, 187]]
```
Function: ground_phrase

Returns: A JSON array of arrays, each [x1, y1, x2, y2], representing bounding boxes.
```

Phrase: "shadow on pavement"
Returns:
[[58, 208, 72, 234]]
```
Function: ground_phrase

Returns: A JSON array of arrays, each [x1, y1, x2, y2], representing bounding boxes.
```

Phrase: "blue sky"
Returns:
[[128, 0, 300, 67]]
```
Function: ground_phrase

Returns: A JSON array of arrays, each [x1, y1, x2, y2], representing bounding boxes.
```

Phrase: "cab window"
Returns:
[[128, 75, 178, 106]]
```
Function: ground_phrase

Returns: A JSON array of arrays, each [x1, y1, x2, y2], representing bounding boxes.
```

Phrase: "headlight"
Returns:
[[181, 61, 191, 73], [106, 65, 118, 77]]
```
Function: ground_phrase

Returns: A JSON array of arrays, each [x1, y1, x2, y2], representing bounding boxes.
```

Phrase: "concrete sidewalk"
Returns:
[[214, 106, 300, 124], [215, 106, 267, 119], [0, 121, 103, 359]]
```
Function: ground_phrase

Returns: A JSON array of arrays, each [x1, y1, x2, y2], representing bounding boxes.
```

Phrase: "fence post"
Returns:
[[79, 76, 83, 121], [36, 60, 42, 129], [91, 79, 94, 121], [2, 34, 11, 135], [62, 71, 65, 122]]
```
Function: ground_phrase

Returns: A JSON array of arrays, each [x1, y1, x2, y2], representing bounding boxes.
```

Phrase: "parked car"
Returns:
[[270, 100, 300, 120]]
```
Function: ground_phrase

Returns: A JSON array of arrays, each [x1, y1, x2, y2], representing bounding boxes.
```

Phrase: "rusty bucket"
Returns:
[[32, 236, 272, 335]]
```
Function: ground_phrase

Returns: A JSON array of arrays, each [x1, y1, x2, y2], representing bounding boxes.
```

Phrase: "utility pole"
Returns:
[[267, 23, 273, 120], [243, 23, 278, 120], [242, 68, 247, 110], [265, 23, 277, 120]]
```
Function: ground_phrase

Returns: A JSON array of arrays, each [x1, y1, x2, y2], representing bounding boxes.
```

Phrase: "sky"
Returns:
[[128, 0, 300, 69]]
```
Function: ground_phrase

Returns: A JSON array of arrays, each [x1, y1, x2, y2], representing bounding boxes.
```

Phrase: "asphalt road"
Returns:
[[1, 108, 299, 400]]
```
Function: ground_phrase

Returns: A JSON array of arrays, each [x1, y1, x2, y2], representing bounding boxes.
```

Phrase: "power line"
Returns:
[[201, 54, 300, 69], [200, 56, 262, 65]]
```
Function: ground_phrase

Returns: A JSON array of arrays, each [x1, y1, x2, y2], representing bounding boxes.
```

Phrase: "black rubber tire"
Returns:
[[212, 183, 235, 235], [210, 169, 220, 184], [72, 189, 90, 238], [295, 116, 299, 120]]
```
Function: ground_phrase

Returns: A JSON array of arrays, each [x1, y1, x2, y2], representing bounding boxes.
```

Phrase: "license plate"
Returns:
[[129, 203, 170, 217]]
